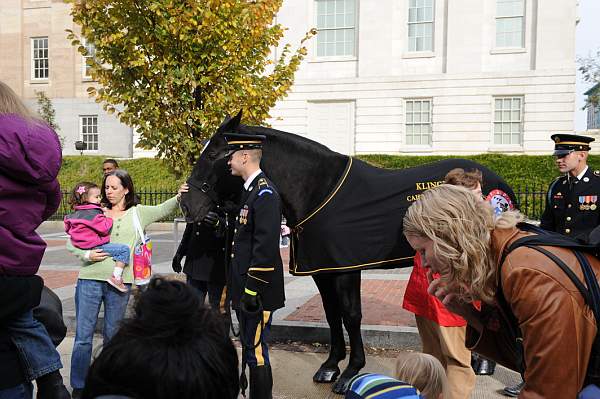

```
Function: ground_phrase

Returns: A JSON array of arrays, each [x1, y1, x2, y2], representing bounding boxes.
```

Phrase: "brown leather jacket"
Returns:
[[466, 227, 599, 399]]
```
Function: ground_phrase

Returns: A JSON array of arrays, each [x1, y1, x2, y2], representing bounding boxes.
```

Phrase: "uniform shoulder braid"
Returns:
[[257, 177, 275, 197]]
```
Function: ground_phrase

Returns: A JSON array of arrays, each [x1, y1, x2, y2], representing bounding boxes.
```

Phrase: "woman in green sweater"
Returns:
[[66, 169, 187, 397]]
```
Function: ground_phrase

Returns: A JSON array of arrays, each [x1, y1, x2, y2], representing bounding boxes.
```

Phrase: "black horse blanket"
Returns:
[[289, 158, 517, 276]]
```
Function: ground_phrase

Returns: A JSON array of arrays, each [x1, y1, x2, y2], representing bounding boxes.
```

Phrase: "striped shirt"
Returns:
[[345, 373, 422, 399]]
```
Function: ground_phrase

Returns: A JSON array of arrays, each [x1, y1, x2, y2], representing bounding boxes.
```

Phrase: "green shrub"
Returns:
[[56, 154, 600, 221], [59, 156, 182, 192]]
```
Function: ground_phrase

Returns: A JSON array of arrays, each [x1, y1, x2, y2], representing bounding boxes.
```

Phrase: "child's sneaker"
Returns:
[[107, 276, 128, 293]]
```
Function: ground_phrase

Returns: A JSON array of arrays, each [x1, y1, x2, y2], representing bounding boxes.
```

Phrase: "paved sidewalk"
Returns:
[[39, 221, 520, 397], [56, 335, 517, 398]]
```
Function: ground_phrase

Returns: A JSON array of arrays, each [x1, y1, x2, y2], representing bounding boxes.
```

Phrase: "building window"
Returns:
[[408, 0, 434, 52], [588, 103, 600, 130], [31, 37, 49, 79], [82, 40, 96, 79], [80, 115, 98, 151], [496, 0, 524, 48], [315, 0, 356, 57], [406, 99, 432, 145], [494, 97, 523, 145]]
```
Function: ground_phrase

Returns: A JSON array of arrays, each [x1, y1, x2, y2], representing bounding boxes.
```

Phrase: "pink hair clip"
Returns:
[[76, 186, 87, 195]]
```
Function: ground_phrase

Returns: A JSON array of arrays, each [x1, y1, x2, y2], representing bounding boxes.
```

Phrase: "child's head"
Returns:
[[70, 182, 101, 208], [395, 352, 447, 399]]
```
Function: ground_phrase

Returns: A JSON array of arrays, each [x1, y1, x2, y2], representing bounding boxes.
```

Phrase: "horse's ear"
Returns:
[[217, 110, 243, 133]]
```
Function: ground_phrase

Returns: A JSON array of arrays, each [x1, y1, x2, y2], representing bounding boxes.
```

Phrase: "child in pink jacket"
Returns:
[[64, 182, 129, 292]]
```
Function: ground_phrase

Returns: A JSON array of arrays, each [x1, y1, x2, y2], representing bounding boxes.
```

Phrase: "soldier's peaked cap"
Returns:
[[223, 133, 266, 155], [551, 133, 594, 156]]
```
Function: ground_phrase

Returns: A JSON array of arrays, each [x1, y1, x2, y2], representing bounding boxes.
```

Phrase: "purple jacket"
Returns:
[[0, 114, 62, 276], [64, 204, 112, 249]]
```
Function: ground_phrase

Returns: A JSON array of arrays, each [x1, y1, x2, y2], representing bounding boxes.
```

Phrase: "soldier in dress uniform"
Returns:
[[224, 132, 285, 399], [172, 207, 233, 313], [540, 133, 600, 242]]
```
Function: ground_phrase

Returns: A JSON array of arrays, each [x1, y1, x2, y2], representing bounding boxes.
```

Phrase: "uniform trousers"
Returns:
[[186, 277, 227, 314], [416, 315, 475, 399], [237, 310, 273, 367]]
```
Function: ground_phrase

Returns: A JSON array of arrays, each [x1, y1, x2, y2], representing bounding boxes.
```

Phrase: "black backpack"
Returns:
[[497, 223, 600, 386]]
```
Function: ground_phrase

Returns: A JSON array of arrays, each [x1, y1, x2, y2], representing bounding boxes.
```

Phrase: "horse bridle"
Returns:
[[186, 175, 221, 205]]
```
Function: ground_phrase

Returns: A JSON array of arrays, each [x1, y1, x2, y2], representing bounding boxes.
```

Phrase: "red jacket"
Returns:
[[402, 253, 467, 327], [64, 204, 112, 249]]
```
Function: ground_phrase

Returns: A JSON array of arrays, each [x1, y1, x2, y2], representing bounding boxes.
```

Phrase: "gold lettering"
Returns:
[[415, 180, 444, 191], [407, 194, 423, 202]]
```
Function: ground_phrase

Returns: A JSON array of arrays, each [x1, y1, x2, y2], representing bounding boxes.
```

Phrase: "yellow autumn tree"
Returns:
[[66, 0, 314, 173]]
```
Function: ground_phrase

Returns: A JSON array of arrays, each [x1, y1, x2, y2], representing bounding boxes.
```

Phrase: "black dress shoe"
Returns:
[[503, 381, 525, 397], [475, 358, 496, 375]]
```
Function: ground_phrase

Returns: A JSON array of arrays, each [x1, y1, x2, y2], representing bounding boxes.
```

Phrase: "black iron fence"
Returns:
[[49, 185, 548, 222], [50, 188, 184, 222]]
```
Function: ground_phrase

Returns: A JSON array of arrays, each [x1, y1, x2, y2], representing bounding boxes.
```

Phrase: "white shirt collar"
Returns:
[[577, 166, 589, 181], [244, 169, 262, 191]]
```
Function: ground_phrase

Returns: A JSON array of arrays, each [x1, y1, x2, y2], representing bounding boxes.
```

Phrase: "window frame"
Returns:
[[313, 0, 358, 60], [492, 96, 524, 146], [407, 0, 435, 53], [81, 39, 96, 80], [79, 115, 99, 152], [31, 37, 49, 80], [495, 0, 525, 49], [405, 98, 433, 147]]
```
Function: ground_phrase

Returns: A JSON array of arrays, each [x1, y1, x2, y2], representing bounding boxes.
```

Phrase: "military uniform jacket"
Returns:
[[230, 172, 285, 311], [540, 167, 600, 241], [176, 210, 229, 284]]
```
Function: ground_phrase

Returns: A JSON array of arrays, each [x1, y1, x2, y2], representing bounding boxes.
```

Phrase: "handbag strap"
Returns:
[[132, 207, 147, 244]]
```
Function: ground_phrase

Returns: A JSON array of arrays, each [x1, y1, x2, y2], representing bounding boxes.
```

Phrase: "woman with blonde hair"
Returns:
[[403, 184, 600, 398], [0, 80, 69, 397]]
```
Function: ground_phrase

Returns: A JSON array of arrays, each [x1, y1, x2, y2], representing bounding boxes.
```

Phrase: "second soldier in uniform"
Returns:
[[225, 132, 285, 399], [540, 133, 600, 242]]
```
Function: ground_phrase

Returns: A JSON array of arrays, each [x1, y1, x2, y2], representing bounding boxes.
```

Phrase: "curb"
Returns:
[[63, 312, 420, 349]]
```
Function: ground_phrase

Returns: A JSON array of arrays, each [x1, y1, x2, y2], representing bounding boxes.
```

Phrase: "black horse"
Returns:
[[180, 112, 517, 394]]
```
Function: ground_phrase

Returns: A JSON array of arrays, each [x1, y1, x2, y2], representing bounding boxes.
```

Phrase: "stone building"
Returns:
[[0, 0, 578, 157]]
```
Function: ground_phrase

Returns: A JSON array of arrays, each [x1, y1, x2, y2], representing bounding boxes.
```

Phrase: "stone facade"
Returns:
[[0, 0, 578, 157], [269, 0, 578, 155]]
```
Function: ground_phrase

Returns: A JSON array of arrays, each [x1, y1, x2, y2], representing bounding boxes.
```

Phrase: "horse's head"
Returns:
[[180, 112, 245, 222]]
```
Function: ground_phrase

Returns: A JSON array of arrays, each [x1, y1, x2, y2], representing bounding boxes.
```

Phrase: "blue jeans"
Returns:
[[97, 243, 130, 265], [7, 310, 62, 380], [71, 279, 131, 390], [0, 383, 33, 399]]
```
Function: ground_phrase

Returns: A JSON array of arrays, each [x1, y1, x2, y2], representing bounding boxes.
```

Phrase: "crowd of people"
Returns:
[[2, 73, 600, 399]]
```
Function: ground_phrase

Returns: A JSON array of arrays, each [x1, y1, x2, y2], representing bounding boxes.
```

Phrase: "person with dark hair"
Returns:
[[102, 159, 119, 177], [65, 181, 131, 292], [65, 169, 188, 398], [81, 277, 239, 399], [0, 80, 69, 398]]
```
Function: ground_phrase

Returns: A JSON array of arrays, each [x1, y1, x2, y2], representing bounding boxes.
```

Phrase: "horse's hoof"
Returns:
[[332, 376, 352, 395], [312, 367, 340, 383]]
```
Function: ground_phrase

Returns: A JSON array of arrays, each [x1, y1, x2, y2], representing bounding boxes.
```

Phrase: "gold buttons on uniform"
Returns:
[[566, 217, 571, 221], [568, 204, 572, 208], [565, 229, 571, 234], [231, 254, 234, 258], [231, 241, 235, 246]]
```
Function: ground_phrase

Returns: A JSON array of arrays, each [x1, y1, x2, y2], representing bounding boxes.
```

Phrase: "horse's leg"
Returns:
[[312, 273, 346, 383], [331, 271, 365, 394]]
